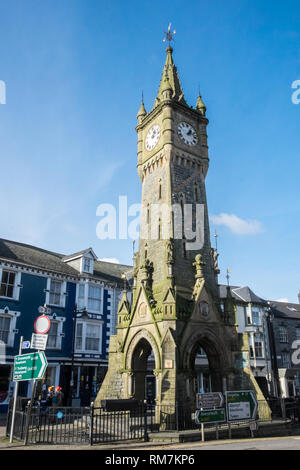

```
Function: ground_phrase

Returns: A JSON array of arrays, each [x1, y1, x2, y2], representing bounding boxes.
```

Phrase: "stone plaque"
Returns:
[[164, 359, 173, 369], [138, 302, 147, 318]]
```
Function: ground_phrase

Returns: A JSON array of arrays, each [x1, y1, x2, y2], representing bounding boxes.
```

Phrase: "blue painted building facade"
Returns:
[[0, 239, 131, 412]]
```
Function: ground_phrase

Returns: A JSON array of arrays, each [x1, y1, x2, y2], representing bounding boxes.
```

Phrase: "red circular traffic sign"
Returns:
[[34, 315, 51, 334]]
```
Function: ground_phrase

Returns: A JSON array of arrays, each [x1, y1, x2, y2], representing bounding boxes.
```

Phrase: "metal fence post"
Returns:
[[90, 403, 94, 446], [143, 401, 148, 442], [24, 379, 36, 446], [281, 398, 286, 419]]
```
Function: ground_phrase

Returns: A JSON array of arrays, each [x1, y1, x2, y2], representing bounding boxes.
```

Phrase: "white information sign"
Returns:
[[31, 333, 48, 350], [227, 401, 250, 421]]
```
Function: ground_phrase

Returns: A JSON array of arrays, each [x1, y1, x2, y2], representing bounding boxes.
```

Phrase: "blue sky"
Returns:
[[0, 0, 299, 302]]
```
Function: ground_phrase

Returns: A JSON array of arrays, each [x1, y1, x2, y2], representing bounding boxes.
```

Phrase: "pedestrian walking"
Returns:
[[52, 386, 64, 407], [46, 385, 55, 407]]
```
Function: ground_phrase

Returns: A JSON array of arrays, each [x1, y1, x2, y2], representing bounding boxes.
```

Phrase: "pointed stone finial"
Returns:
[[137, 98, 147, 123], [195, 92, 206, 116]]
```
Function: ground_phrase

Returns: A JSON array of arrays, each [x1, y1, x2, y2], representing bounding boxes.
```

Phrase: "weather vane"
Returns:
[[163, 23, 176, 46]]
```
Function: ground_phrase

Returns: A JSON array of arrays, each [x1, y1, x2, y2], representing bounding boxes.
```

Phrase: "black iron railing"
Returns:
[[6, 398, 300, 445], [91, 404, 147, 444]]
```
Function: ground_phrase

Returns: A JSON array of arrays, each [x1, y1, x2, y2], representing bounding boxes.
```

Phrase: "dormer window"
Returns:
[[83, 257, 91, 273], [62, 248, 97, 275]]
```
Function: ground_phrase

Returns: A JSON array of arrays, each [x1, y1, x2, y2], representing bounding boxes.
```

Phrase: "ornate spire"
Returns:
[[195, 92, 206, 116], [156, 45, 187, 106]]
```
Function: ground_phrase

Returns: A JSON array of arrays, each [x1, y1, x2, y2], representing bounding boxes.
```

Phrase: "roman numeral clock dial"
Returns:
[[177, 122, 198, 146], [145, 124, 161, 151]]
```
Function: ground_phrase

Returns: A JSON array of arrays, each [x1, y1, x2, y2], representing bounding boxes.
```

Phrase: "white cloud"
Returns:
[[210, 213, 264, 235], [275, 298, 289, 303], [99, 257, 120, 264]]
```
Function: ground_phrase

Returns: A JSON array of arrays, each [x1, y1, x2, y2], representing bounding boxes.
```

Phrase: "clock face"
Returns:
[[145, 124, 161, 151], [177, 122, 198, 146]]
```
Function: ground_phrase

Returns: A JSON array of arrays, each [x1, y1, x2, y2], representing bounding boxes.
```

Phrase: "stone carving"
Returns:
[[193, 254, 205, 279], [211, 248, 220, 274], [166, 238, 174, 264], [199, 301, 209, 317]]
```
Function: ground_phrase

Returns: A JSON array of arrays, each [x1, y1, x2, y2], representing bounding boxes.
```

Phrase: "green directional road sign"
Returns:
[[13, 352, 48, 381], [226, 390, 258, 422], [195, 408, 226, 425]]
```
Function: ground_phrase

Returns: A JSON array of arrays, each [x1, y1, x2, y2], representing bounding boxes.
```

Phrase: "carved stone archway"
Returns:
[[182, 328, 231, 403], [124, 329, 161, 402]]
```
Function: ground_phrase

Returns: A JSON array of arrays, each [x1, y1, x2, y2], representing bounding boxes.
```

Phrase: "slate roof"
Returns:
[[268, 301, 300, 320], [0, 238, 132, 285], [219, 284, 267, 305]]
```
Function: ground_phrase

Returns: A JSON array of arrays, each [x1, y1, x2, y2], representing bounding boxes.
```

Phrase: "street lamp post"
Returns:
[[69, 304, 87, 406], [265, 305, 280, 397]]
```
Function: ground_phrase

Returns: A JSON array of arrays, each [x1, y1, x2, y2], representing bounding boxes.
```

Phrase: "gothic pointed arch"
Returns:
[[124, 328, 162, 371]]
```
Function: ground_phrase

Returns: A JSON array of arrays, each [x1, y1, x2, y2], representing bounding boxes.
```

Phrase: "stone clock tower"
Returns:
[[95, 41, 268, 415]]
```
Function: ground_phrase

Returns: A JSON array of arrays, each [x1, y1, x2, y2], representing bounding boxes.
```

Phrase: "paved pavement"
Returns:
[[131, 436, 300, 451]]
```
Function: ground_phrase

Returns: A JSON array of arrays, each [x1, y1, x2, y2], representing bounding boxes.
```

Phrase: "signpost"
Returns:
[[14, 351, 48, 446], [195, 392, 226, 442], [13, 352, 48, 381], [194, 390, 258, 441], [226, 390, 258, 422], [30, 333, 48, 350], [195, 408, 226, 425], [11, 311, 50, 446], [9, 336, 23, 443], [196, 392, 224, 410]]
